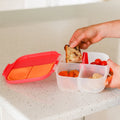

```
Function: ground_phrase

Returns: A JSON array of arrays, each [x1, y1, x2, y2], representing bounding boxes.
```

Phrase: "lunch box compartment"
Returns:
[[56, 63, 80, 91], [77, 64, 109, 93], [55, 52, 109, 93]]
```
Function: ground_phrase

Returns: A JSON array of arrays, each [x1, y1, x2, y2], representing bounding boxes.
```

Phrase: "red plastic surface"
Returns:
[[82, 52, 88, 64], [2, 51, 60, 84]]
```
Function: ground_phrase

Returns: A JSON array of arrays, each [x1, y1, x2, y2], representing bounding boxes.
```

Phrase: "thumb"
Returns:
[[107, 59, 117, 71]]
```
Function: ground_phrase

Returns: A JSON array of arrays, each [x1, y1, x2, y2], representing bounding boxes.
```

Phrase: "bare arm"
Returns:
[[103, 20, 120, 38], [69, 20, 120, 49]]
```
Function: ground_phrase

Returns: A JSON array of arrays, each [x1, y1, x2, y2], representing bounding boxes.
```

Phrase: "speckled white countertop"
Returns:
[[0, 0, 120, 119], [0, 65, 120, 120]]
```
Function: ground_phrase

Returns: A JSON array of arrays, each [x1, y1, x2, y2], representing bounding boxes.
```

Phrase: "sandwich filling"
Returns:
[[64, 45, 82, 63]]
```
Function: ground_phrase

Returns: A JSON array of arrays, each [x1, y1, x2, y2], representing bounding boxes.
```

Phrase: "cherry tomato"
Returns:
[[68, 70, 74, 77], [95, 59, 102, 65], [59, 71, 68, 76], [69, 70, 79, 77], [101, 61, 107, 66], [90, 62, 96, 65], [73, 70, 79, 77]]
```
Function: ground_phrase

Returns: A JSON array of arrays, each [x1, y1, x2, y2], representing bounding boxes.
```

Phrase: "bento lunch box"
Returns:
[[2, 51, 109, 93], [56, 52, 109, 93]]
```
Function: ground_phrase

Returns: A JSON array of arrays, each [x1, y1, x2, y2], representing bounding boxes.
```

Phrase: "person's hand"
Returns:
[[69, 25, 105, 49], [106, 59, 120, 89], [69, 20, 120, 49]]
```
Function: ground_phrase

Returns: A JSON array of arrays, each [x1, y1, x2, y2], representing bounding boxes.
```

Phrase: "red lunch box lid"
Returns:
[[2, 51, 61, 84]]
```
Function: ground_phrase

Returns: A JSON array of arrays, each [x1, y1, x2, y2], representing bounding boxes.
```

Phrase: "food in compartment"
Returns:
[[92, 73, 103, 79], [59, 70, 79, 77], [69, 70, 79, 77], [90, 58, 113, 85], [101, 61, 107, 66], [90, 58, 107, 66], [64, 44, 82, 63], [58, 71, 69, 77], [89, 73, 103, 79]]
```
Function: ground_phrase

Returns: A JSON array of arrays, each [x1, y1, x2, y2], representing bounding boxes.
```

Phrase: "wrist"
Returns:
[[95, 23, 109, 39]]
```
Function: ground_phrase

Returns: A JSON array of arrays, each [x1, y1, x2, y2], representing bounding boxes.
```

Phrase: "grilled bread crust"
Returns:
[[64, 44, 82, 63]]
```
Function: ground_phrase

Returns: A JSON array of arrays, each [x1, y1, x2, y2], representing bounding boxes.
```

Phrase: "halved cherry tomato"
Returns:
[[69, 70, 79, 77], [95, 59, 102, 65], [59, 71, 68, 76], [73, 70, 79, 77], [101, 61, 107, 66], [69, 70, 74, 77], [90, 62, 96, 65], [59, 70, 79, 77]]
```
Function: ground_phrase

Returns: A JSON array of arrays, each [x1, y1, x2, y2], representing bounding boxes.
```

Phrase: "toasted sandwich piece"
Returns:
[[64, 44, 82, 63]]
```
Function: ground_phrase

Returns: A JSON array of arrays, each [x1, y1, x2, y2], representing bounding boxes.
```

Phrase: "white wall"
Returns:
[[0, 0, 120, 120]]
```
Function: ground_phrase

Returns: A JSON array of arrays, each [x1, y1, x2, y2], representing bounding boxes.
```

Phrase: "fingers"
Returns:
[[106, 83, 116, 88], [105, 75, 113, 88], [107, 59, 117, 71], [69, 33, 77, 45], [69, 40, 79, 48], [105, 75, 118, 88], [69, 29, 81, 45], [69, 25, 102, 48], [106, 77, 118, 88], [106, 59, 120, 88], [69, 32, 85, 48], [79, 41, 91, 49]]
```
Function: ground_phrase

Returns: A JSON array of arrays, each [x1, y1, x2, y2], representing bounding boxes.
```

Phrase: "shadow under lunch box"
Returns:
[[2, 51, 109, 93]]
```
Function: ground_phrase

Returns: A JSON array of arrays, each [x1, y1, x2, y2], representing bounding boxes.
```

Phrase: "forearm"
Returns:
[[96, 20, 120, 39]]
